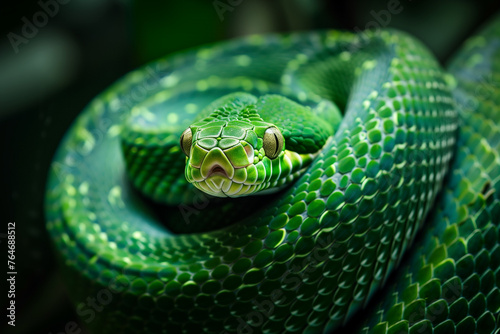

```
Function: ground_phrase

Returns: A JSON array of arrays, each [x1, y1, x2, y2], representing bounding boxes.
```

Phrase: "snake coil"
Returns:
[[46, 18, 500, 334]]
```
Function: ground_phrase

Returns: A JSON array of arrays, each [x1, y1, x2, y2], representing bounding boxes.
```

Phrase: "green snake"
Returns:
[[45, 16, 500, 334]]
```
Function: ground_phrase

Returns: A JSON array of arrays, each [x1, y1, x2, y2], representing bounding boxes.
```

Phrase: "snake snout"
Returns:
[[199, 147, 235, 179]]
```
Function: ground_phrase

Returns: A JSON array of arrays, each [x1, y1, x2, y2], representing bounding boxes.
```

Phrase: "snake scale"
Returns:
[[45, 15, 500, 334]]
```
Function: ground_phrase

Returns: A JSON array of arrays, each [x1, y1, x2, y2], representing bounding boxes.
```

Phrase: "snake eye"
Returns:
[[180, 128, 193, 157], [263, 127, 284, 160]]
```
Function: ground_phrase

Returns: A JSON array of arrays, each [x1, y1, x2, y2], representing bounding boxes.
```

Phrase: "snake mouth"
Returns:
[[206, 165, 229, 178]]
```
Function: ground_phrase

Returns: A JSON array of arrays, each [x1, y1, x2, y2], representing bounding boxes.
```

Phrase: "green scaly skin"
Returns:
[[353, 18, 500, 334], [45, 18, 499, 334]]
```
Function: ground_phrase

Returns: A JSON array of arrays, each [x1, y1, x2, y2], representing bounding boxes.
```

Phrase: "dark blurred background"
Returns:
[[1, 0, 499, 333]]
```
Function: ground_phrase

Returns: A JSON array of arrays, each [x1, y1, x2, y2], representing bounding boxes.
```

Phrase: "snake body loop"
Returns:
[[46, 19, 500, 334]]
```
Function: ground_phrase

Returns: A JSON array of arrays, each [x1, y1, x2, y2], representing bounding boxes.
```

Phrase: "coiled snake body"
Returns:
[[46, 17, 500, 334]]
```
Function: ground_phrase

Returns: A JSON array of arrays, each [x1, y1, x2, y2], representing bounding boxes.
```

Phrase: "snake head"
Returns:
[[180, 92, 332, 197], [180, 93, 299, 198], [180, 94, 287, 197]]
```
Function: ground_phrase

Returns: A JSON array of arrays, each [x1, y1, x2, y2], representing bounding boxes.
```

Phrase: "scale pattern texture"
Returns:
[[45, 20, 499, 334]]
